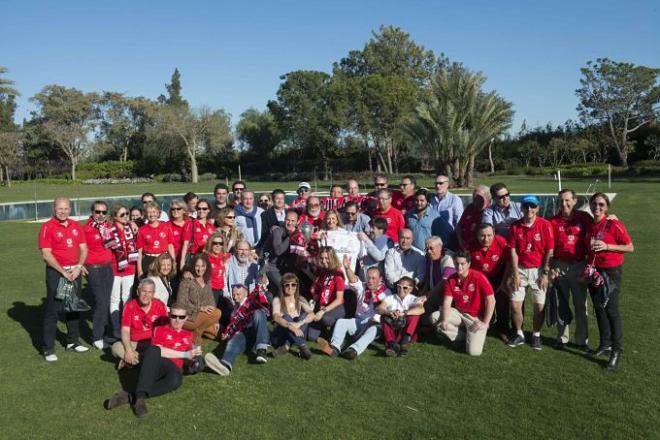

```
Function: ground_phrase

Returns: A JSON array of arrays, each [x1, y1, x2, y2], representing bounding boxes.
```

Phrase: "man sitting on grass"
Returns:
[[104, 303, 201, 418]]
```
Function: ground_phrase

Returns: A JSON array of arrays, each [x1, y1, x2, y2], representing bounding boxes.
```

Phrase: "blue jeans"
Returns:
[[307, 305, 345, 341], [271, 313, 308, 348], [221, 309, 269, 368], [330, 318, 379, 355]]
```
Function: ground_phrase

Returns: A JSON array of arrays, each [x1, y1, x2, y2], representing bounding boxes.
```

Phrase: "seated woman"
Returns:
[[271, 273, 314, 360], [375, 276, 425, 357], [104, 302, 201, 418], [306, 247, 346, 343], [204, 280, 271, 376], [147, 253, 177, 307], [176, 254, 221, 345]]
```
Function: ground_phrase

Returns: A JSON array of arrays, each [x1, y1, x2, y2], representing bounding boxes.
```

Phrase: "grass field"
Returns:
[[1, 176, 659, 439]]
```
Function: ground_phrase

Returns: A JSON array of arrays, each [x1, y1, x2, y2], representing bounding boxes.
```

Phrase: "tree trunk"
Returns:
[[366, 140, 373, 172], [488, 140, 495, 174], [71, 160, 77, 181], [122, 145, 128, 162], [190, 152, 199, 183]]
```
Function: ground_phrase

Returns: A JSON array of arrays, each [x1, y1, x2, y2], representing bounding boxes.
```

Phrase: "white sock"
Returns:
[[517, 330, 524, 337], [532, 331, 540, 337]]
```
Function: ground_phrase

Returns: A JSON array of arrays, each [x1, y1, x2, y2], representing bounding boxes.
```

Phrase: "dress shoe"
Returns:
[[593, 346, 612, 357], [606, 351, 621, 370]]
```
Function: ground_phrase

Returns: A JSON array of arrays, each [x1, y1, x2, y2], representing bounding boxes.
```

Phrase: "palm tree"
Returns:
[[404, 62, 513, 186], [0, 67, 20, 97]]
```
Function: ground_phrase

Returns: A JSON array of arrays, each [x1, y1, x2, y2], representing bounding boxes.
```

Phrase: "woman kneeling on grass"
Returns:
[[104, 303, 201, 418], [271, 273, 314, 360]]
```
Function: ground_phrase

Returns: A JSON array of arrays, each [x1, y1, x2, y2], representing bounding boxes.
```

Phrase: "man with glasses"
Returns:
[[430, 174, 463, 230], [225, 240, 260, 293], [372, 189, 405, 243], [257, 189, 287, 250], [39, 197, 89, 361], [482, 182, 522, 238], [341, 201, 371, 234], [384, 228, 426, 288], [290, 181, 312, 213], [357, 217, 393, 281], [262, 209, 300, 288], [393, 175, 417, 214], [230, 181, 247, 208], [456, 185, 491, 250], [104, 302, 199, 418], [406, 189, 452, 252], [82, 200, 115, 349], [141, 192, 169, 221], [235, 191, 264, 248], [507, 195, 554, 350], [298, 195, 325, 228], [211, 183, 229, 220]]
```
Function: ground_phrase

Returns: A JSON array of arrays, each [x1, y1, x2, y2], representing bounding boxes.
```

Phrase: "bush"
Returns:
[[198, 172, 216, 182], [157, 173, 184, 182], [77, 161, 137, 179]]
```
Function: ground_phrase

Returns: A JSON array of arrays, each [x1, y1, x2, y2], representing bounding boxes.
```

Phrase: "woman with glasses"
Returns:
[[129, 206, 145, 229], [177, 254, 221, 345], [109, 204, 139, 339], [215, 207, 243, 254], [585, 192, 634, 370], [271, 273, 314, 359], [146, 253, 177, 307], [180, 199, 216, 272], [167, 199, 189, 266], [137, 202, 176, 279], [203, 231, 233, 325], [257, 193, 273, 211], [307, 247, 346, 342]]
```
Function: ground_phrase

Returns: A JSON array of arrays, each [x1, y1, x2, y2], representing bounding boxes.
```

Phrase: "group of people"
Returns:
[[37, 174, 634, 418]]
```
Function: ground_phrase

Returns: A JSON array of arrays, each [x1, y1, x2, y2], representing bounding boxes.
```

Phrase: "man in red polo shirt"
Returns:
[[549, 189, 592, 351], [104, 302, 200, 418], [111, 278, 168, 368], [434, 250, 495, 356], [457, 185, 491, 250], [392, 175, 417, 214], [469, 223, 510, 341], [372, 189, 405, 243], [507, 195, 554, 350], [83, 200, 115, 350], [39, 197, 89, 362]]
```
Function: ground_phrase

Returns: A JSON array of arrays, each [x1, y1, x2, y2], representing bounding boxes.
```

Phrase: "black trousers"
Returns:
[[85, 263, 114, 341], [589, 266, 623, 351], [135, 346, 183, 398], [42, 267, 81, 353]]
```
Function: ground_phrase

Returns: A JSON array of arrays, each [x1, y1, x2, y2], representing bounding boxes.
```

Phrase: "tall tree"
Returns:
[[158, 68, 188, 108], [236, 108, 281, 157], [149, 105, 232, 182], [0, 66, 20, 132], [30, 85, 98, 180], [404, 59, 513, 186], [0, 131, 23, 186], [268, 70, 343, 180], [333, 25, 435, 173], [576, 58, 660, 165]]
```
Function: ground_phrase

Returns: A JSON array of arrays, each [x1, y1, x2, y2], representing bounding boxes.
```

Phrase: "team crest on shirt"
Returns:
[[202, 234, 209, 240], [534, 233, 541, 241], [526, 243, 532, 251], [56, 232, 63, 238], [159, 232, 166, 238], [559, 226, 565, 231], [492, 254, 499, 261], [483, 263, 490, 271], [174, 342, 181, 348], [462, 294, 469, 303], [468, 283, 475, 292], [453, 286, 461, 292], [474, 255, 481, 261], [66, 238, 73, 247], [166, 334, 173, 340], [568, 234, 575, 243]]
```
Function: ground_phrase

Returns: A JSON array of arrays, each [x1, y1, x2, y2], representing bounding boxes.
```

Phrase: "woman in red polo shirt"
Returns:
[[307, 247, 346, 343], [585, 192, 634, 370], [180, 199, 216, 271], [203, 231, 232, 324], [137, 201, 175, 278], [167, 199, 189, 266]]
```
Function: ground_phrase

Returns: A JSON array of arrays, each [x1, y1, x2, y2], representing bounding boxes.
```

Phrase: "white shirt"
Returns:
[[380, 293, 422, 313]]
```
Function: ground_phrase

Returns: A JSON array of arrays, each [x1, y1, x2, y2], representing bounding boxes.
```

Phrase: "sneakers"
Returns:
[[66, 343, 89, 353], [341, 348, 358, 360], [531, 335, 542, 351], [552, 340, 565, 351], [271, 344, 290, 358], [104, 390, 131, 410], [507, 334, 525, 347], [398, 344, 410, 356], [384, 343, 399, 357], [44, 352, 58, 362], [93, 340, 106, 350], [255, 348, 268, 364], [299, 346, 312, 360], [204, 353, 231, 376], [132, 397, 148, 418], [317, 337, 338, 357]]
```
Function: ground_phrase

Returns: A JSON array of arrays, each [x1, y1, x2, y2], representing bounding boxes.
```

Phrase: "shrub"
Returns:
[[77, 161, 137, 179], [157, 173, 184, 182], [198, 172, 216, 182]]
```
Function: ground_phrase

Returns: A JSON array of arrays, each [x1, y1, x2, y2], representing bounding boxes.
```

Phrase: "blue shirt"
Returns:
[[406, 209, 453, 251], [430, 192, 464, 229], [481, 202, 523, 238]]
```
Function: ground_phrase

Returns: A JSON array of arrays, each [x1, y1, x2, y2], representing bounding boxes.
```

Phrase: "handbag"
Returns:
[[56, 277, 91, 312]]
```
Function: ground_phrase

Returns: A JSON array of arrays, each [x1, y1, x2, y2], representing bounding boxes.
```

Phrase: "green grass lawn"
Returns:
[[1, 176, 659, 439]]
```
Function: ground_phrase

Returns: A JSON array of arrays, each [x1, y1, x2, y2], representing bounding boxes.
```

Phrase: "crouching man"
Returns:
[[104, 303, 200, 418], [204, 279, 270, 376], [433, 250, 495, 356]]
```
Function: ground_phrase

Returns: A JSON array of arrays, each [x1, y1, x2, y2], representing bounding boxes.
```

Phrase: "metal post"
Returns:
[[557, 169, 562, 191], [34, 181, 38, 221], [608, 164, 611, 189], [238, 164, 242, 181]]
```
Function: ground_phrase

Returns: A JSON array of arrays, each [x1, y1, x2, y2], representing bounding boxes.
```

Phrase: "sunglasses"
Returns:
[[225, 215, 235, 219], [522, 204, 538, 209], [375, 183, 387, 187], [118, 212, 128, 217], [346, 211, 357, 216], [169, 314, 187, 320], [170, 207, 183, 211], [591, 202, 607, 207], [197, 207, 210, 211], [497, 193, 510, 199], [94, 210, 107, 215], [259, 199, 269, 204], [283, 283, 298, 288], [435, 181, 448, 185], [233, 187, 245, 192], [397, 285, 413, 291], [212, 241, 223, 246], [298, 188, 310, 193]]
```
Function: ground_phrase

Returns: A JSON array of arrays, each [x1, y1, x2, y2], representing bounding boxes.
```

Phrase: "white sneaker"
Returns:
[[93, 340, 106, 350], [204, 353, 231, 376], [66, 343, 89, 353], [44, 353, 58, 362]]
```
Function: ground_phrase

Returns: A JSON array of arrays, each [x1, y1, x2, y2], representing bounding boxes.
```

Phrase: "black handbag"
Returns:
[[56, 277, 91, 312]]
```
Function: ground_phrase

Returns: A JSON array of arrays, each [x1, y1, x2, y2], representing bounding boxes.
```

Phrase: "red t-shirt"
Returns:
[[372, 207, 405, 242], [470, 235, 508, 279], [458, 204, 483, 250], [444, 269, 494, 319], [152, 325, 193, 370], [298, 212, 325, 229], [290, 197, 308, 213], [168, 220, 188, 261], [38, 217, 87, 266], [110, 223, 136, 276], [392, 191, 415, 214], [586, 217, 632, 268], [137, 222, 174, 255], [121, 298, 168, 342], [310, 270, 345, 306], [182, 219, 216, 254], [207, 251, 230, 290], [550, 210, 592, 262], [321, 196, 345, 211], [83, 220, 113, 265], [508, 217, 554, 268]]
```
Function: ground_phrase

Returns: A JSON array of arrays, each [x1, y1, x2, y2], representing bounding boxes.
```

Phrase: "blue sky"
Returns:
[[2, 0, 658, 133]]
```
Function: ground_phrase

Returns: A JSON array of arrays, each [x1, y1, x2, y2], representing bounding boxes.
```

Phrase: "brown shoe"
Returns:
[[271, 344, 290, 358], [104, 390, 131, 410], [385, 343, 399, 357], [316, 337, 338, 357], [132, 397, 148, 418], [341, 348, 358, 360]]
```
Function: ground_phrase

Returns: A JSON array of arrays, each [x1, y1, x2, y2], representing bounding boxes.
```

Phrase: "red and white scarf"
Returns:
[[108, 222, 138, 271], [364, 283, 387, 305]]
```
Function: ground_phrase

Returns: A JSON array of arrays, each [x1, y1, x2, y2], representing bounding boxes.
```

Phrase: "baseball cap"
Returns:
[[520, 195, 540, 206], [297, 182, 311, 191]]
